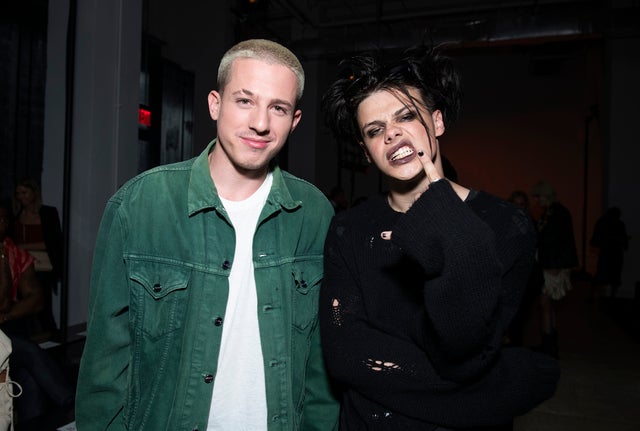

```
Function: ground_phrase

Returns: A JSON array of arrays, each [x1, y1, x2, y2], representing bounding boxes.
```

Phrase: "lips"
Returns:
[[387, 141, 416, 162], [390, 146, 414, 161], [241, 135, 270, 149]]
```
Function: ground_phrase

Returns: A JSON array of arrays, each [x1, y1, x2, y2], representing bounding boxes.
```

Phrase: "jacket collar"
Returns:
[[187, 140, 301, 216]]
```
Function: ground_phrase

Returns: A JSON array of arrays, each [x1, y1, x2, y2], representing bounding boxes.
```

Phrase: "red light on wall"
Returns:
[[138, 107, 152, 127]]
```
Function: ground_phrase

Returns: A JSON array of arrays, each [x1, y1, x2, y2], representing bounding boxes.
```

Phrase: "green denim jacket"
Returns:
[[76, 141, 339, 431]]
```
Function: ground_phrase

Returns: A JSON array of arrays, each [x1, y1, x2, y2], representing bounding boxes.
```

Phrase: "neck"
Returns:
[[24, 204, 38, 213], [208, 152, 269, 201], [387, 178, 470, 213], [387, 176, 430, 213]]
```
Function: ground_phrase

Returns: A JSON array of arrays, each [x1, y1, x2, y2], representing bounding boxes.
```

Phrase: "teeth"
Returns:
[[390, 147, 414, 161]]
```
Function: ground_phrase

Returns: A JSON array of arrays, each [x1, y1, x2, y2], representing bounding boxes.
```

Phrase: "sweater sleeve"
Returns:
[[321, 210, 453, 393], [392, 180, 503, 382]]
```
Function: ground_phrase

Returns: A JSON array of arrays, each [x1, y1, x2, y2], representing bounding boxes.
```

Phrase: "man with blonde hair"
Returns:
[[76, 39, 339, 430]]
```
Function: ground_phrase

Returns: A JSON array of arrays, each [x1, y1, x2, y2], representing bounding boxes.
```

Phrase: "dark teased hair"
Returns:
[[321, 44, 461, 148]]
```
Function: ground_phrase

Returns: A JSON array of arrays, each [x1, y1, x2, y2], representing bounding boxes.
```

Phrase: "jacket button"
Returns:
[[153, 283, 161, 292], [222, 260, 231, 270], [214, 317, 223, 326], [204, 374, 214, 383]]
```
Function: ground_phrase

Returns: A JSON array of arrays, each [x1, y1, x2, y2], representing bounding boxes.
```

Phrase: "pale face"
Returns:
[[512, 196, 528, 210], [532, 194, 551, 209], [357, 87, 444, 183], [15, 185, 36, 208], [208, 58, 302, 176]]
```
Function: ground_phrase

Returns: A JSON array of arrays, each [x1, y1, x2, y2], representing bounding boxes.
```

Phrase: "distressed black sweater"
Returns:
[[320, 180, 559, 430]]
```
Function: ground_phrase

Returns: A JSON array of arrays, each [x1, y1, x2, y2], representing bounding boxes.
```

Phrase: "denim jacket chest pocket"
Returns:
[[291, 258, 323, 332], [127, 258, 191, 340]]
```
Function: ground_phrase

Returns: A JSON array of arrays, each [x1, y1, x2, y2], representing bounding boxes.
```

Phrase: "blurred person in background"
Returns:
[[590, 206, 629, 300], [531, 181, 578, 359], [1, 203, 74, 429], [12, 178, 63, 340]]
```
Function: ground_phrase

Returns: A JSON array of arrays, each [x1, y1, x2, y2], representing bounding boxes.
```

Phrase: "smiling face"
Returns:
[[15, 185, 36, 208], [357, 87, 444, 183], [208, 57, 302, 177]]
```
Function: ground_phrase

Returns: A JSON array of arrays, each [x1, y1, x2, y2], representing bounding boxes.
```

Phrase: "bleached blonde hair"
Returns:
[[217, 39, 304, 103]]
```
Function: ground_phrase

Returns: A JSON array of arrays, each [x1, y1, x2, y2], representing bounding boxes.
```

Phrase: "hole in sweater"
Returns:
[[331, 298, 342, 326], [365, 358, 401, 372]]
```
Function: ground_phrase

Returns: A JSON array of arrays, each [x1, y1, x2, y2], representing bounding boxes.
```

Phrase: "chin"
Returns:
[[235, 158, 272, 172], [390, 166, 424, 179]]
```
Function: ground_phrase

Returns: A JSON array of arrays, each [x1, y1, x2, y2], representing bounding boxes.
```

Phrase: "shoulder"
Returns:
[[129, 157, 196, 186], [466, 190, 512, 219], [278, 170, 334, 213], [111, 158, 196, 204], [331, 194, 388, 231], [39, 205, 60, 218], [279, 170, 325, 196], [550, 202, 571, 217], [468, 190, 536, 241]]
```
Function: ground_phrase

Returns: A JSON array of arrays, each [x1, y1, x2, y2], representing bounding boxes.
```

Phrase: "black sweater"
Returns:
[[320, 180, 559, 430]]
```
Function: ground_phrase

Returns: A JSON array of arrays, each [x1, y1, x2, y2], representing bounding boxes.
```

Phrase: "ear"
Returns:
[[359, 141, 372, 163], [432, 110, 445, 137], [208, 91, 221, 121], [290, 109, 302, 132]]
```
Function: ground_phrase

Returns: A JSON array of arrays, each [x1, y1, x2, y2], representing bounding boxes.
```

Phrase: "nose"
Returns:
[[385, 125, 401, 143], [249, 107, 270, 135]]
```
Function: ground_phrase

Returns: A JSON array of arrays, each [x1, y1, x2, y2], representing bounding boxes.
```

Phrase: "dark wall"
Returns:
[[448, 41, 603, 271], [0, 1, 48, 202]]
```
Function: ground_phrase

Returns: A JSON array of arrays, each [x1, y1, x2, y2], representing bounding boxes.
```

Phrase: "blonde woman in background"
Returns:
[[12, 178, 63, 340]]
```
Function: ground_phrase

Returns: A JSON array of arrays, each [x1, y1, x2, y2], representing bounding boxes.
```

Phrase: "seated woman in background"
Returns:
[[0, 204, 43, 332], [320, 44, 560, 430], [0, 203, 74, 427], [13, 178, 63, 339]]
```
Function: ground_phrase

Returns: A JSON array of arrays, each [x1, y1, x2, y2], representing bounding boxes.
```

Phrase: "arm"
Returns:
[[392, 180, 505, 381], [321, 214, 457, 396], [0, 263, 44, 322], [321, 184, 502, 389], [300, 201, 340, 431], [300, 317, 339, 431], [0, 245, 11, 313], [75, 199, 131, 431]]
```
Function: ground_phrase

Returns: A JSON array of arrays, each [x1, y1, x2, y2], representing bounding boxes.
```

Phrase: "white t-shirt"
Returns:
[[207, 173, 273, 431]]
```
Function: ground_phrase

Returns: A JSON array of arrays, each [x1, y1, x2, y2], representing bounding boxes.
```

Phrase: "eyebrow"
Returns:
[[232, 89, 294, 110], [361, 106, 410, 132]]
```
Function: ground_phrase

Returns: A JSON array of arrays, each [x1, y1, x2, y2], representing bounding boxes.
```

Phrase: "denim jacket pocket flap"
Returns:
[[291, 259, 323, 331], [129, 260, 190, 300], [291, 263, 323, 295]]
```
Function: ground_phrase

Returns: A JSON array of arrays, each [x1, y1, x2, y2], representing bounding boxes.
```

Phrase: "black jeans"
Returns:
[[8, 335, 74, 422]]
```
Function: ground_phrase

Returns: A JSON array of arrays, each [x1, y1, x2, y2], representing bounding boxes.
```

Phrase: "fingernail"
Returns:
[[418, 151, 424, 157]]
